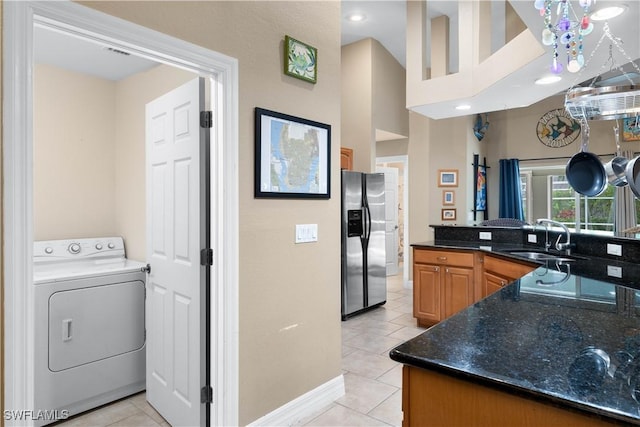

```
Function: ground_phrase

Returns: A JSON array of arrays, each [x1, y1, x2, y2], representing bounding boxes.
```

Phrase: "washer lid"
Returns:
[[34, 258, 147, 284]]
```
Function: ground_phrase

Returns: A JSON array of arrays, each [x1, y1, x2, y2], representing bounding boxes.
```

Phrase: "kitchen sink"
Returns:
[[504, 250, 585, 263]]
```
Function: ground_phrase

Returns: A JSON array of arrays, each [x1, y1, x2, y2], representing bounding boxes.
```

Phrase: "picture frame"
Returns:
[[475, 165, 487, 211], [255, 107, 331, 199], [284, 35, 317, 84], [438, 169, 458, 187], [441, 208, 457, 221], [622, 117, 640, 142], [442, 190, 455, 206]]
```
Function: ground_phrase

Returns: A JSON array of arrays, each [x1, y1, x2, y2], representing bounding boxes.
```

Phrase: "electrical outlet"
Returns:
[[607, 265, 623, 278], [607, 243, 622, 256], [527, 234, 537, 243], [295, 224, 318, 243], [479, 231, 492, 240]]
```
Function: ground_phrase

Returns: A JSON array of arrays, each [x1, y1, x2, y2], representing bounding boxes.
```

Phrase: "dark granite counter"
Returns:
[[391, 235, 640, 424]]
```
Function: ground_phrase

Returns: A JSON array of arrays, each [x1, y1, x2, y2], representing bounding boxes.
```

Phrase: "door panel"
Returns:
[[377, 167, 399, 276], [145, 77, 206, 427], [365, 173, 387, 306]]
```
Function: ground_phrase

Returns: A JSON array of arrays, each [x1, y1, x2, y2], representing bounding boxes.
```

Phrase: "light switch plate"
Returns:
[[607, 243, 622, 256], [527, 234, 537, 243], [295, 224, 318, 243], [479, 231, 492, 240]]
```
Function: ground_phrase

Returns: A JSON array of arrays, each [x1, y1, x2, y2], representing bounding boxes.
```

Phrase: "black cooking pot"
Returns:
[[565, 121, 607, 197]]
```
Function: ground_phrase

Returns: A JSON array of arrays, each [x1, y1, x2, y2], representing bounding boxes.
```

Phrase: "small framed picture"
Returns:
[[441, 208, 457, 221], [284, 35, 317, 84], [442, 190, 455, 205], [438, 169, 458, 187], [622, 117, 640, 142]]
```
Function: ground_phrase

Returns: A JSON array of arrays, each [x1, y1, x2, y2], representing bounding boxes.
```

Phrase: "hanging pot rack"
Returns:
[[565, 23, 640, 121]]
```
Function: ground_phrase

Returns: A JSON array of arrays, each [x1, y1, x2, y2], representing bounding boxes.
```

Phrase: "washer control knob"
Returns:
[[95, 244, 103, 250], [68, 243, 81, 254], [108, 242, 115, 249], [45, 247, 53, 254]]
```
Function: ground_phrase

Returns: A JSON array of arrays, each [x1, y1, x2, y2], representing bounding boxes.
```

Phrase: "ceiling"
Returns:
[[35, 1, 640, 119]]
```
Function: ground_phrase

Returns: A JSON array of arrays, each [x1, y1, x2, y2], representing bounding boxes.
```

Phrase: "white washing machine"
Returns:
[[33, 237, 147, 425]]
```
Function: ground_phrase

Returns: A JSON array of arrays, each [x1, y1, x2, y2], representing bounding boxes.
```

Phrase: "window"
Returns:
[[548, 175, 614, 234], [519, 171, 533, 224]]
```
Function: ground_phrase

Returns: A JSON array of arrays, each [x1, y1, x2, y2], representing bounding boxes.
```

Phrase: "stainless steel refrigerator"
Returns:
[[341, 170, 387, 320]]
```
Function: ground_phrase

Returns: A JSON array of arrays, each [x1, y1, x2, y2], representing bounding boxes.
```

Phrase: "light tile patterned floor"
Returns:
[[300, 272, 424, 426], [53, 273, 420, 427]]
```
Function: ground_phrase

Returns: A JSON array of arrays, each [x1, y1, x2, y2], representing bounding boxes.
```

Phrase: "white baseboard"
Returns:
[[248, 374, 345, 427]]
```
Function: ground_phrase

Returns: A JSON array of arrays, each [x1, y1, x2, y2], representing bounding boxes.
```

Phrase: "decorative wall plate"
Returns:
[[536, 108, 581, 148]]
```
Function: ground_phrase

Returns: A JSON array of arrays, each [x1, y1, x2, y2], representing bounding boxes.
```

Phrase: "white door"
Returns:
[[377, 167, 399, 276], [145, 78, 208, 427]]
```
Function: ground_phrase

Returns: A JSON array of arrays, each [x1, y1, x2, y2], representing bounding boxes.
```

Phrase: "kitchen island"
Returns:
[[391, 229, 640, 426]]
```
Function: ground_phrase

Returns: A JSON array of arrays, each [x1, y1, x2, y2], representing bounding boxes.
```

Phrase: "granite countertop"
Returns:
[[391, 240, 640, 424]]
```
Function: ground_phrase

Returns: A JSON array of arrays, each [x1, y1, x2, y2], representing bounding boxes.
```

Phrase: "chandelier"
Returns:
[[535, 0, 595, 74]]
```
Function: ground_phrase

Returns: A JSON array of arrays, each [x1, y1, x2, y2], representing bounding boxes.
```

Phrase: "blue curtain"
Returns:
[[499, 159, 524, 220]]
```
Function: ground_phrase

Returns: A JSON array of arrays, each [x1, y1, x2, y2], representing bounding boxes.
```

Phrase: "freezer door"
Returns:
[[364, 173, 387, 306], [341, 171, 364, 317]]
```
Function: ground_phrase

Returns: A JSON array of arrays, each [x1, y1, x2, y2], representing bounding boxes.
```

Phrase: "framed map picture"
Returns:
[[255, 107, 331, 199]]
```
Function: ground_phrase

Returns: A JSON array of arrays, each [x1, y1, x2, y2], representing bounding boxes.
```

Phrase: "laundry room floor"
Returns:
[[54, 271, 421, 427]]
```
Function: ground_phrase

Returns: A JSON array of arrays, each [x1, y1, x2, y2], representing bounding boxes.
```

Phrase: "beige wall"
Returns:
[[342, 38, 409, 172], [372, 39, 409, 140], [33, 63, 194, 261], [341, 39, 374, 172], [34, 64, 118, 240], [79, 2, 342, 424], [408, 112, 431, 247]]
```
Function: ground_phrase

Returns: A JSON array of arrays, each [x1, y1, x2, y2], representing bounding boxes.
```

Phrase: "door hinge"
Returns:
[[201, 385, 213, 404], [200, 111, 213, 128], [200, 248, 213, 266]]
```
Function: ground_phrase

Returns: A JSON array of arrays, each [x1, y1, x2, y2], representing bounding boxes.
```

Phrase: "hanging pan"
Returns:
[[625, 155, 640, 199], [565, 120, 607, 197], [603, 125, 628, 187]]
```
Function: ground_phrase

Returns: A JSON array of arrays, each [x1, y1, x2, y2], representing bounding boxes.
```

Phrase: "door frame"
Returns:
[[376, 155, 410, 286], [3, 2, 239, 425]]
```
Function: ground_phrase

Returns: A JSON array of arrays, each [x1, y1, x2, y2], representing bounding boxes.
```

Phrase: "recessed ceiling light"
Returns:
[[591, 5, 626, 21], [455, 105, 471, 110], [535, 75, 562, 85], [346, 13, 366, 22]]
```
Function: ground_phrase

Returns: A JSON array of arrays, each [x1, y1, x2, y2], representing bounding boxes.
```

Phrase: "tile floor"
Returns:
[[54, 272, 421, 427], [299, 271, 424, 426]]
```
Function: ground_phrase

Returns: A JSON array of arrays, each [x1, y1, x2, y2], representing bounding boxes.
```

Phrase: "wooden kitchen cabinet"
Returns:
[[340, 147, 353, 170], [481, 254, 536, 298], [401, 365, 617, 427], [413, 248, 474, 327]]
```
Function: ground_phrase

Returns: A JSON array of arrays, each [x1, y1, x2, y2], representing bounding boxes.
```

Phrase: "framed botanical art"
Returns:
[[284, 35, 317, 84], [442, 190, 455, 206], [254, 107, 330, 199], [438, 169, 458, 187], [441, 208, 457, 221]]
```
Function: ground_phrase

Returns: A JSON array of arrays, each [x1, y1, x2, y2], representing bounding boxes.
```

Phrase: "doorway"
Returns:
[[376, 155, 409, 285], [3, 2, 239, 425]]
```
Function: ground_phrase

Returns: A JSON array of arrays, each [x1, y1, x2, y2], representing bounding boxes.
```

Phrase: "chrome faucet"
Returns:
[[536, 218, 573, 254]]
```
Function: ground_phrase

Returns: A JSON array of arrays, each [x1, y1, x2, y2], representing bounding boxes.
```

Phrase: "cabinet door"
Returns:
[[443, 267, 474, 318], [414, 263, 441, 323], [340, 147, 353, 170], [483, 271, 509, 298]]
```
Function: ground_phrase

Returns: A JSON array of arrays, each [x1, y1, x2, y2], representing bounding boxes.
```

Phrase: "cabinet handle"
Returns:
[[437, 256, 447, 261], [434, 266, 439, 272], [446, 268, 449, 273], [501, 281, 506, 286]]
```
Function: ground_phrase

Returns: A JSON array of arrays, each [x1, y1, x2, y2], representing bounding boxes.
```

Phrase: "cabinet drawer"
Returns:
[[484, 255, 535, 280], [414, 249, 474, 268]]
